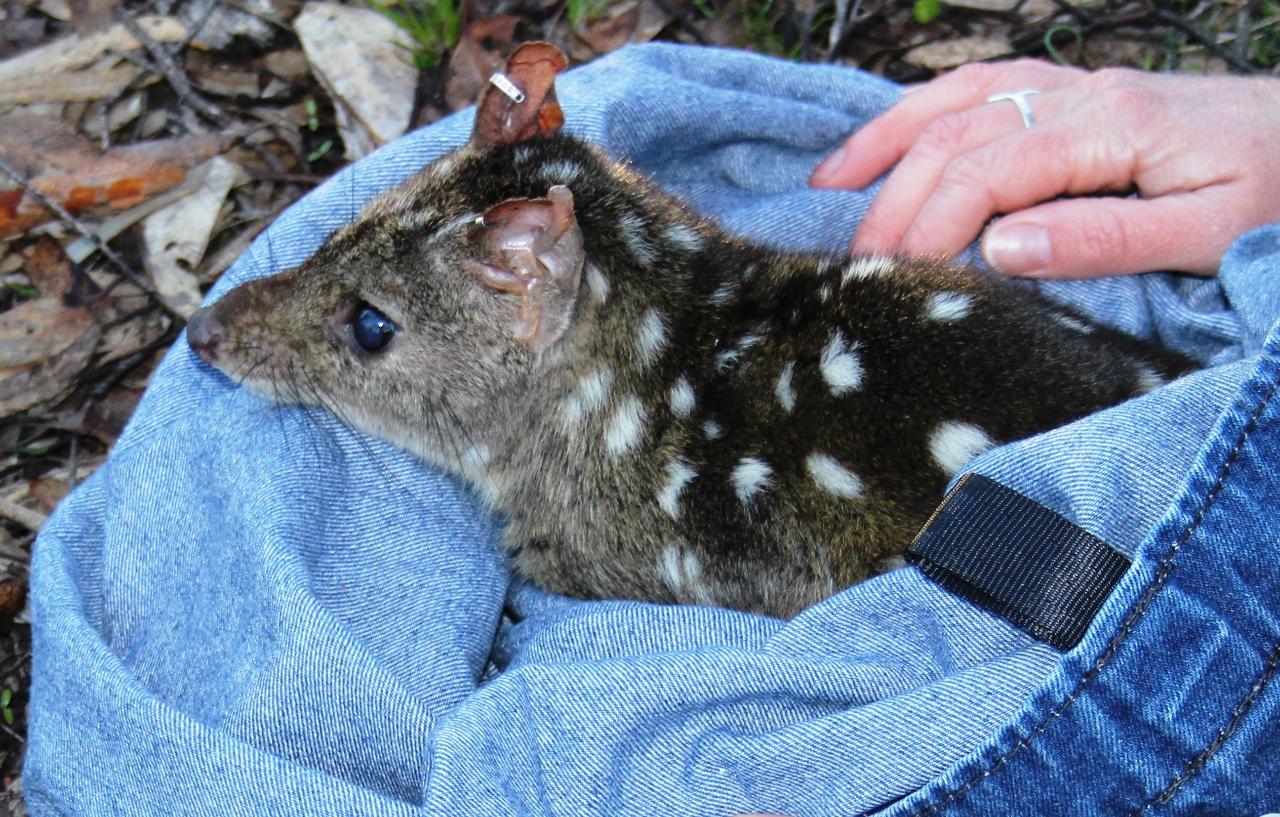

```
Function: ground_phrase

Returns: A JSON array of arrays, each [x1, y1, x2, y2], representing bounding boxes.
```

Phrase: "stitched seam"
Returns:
[[908, 368, 1280, 817], [1132, 640, 1280, 815]]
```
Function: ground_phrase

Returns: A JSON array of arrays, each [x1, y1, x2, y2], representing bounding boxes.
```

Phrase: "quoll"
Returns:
[[187, 43, 1194, 618]]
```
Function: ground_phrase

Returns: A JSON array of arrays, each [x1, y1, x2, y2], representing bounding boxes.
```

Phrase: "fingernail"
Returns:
[[810, 145, 846, 187], [983, 223, 1051, 275]]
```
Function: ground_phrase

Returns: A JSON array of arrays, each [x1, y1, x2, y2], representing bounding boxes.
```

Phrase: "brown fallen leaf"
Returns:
[[444, 16, 520, 113], [0, 14, 186, 85], [1, 241, 97, 369], [0, 579, 26, 630], [905, 36, 1013, 70], [82, 386, 143, 446], [0, 115, 236, 237], [0, 297, 97, 369], [0, 320, 101, 417], [577, 3, 640, 53], [0, 64, 151, 105], [22, 237, 75, 299], [27, 478, 70, 515]]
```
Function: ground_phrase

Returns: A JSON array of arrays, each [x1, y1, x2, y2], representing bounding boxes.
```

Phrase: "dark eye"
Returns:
[[350, 303, 396, 353]]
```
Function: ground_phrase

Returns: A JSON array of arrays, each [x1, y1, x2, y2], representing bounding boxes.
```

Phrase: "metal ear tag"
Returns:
[[488, 73, 526, 104]]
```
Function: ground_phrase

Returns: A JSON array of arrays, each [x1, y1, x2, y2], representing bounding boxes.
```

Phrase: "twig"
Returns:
[[113, 9, 228, 125], [87, 322, 182, 400], [0, 156, 181, 324], [1147, 4, 1260, 73], [0, 499, 44, 535]]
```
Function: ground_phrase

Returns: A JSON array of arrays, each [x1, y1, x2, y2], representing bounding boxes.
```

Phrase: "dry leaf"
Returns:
[[294, 2, 416, 160], [82, 386, 142, 445], [0, 240, 99, 369], [0, 116, 234, 237], [944, 0, 1060, 14], [183, 0, 291, 50], [0, 64, 148, 105], [0, 15, 186, 86], [143, 156, 242, 317], [0, 579, 26, 628], [0, 318, 101, 416], [905, 36, 1012, 69], [23, 237, 75, 298], [577, 3, 641, 54], [27, 478, 70, 514], [0, 297, 96, 369], [444, 16, 519, 113]]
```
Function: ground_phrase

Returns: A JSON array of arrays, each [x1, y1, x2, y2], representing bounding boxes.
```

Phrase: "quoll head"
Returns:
[[187, 43, 583, 462]]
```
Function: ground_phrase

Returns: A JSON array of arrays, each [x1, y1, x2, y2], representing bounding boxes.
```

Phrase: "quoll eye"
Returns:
[[350, 303, 396, 353]]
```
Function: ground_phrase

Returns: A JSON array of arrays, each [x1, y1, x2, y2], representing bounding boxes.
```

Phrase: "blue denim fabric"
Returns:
[[25, 44, 1280, 815]]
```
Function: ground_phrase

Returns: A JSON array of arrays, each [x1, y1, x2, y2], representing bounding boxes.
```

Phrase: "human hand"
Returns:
[[810, 60, 1280, 278]]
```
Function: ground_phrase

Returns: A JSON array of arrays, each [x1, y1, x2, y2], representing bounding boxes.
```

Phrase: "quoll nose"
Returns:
[[187, 307, 224, 364]]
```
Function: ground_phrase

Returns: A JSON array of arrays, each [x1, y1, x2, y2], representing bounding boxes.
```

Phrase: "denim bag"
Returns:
[[25, 44, 1280, 816]]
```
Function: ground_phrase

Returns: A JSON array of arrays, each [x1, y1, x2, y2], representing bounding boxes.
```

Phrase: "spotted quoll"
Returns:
[[188, 43, 1194, 618]]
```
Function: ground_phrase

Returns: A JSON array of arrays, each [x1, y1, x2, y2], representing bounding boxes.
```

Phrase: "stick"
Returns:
[[0, 498, 45, 534]]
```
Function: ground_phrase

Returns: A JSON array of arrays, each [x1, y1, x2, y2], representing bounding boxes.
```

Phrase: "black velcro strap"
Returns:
[[905, 473, 1130, 652]]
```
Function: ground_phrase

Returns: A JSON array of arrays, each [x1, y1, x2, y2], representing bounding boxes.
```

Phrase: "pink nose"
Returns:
[[187, 307, 223, 364]]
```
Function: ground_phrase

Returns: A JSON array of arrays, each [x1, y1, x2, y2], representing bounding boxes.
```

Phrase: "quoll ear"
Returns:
[[467, 185, 584, 351], [471, 42, 569, 149]]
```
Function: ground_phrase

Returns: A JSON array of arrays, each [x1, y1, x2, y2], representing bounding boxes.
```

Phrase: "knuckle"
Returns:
[[1076, 208, 1131, 265], [916, 113, 974, 159], [947, 62, 999, 94], [937, 153, 991, 197]]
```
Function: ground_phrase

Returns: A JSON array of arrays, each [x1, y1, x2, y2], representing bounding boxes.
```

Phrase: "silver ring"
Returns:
[[986, 88, 1041, 128]]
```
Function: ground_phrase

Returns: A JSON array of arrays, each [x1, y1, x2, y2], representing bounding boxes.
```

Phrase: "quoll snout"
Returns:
[[187, 306, 224, 365]]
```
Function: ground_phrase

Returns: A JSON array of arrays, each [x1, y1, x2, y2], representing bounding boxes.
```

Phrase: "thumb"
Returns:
[[980, 191, 1234, 279]]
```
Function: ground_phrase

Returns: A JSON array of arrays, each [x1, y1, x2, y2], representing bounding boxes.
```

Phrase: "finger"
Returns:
[[851, 91, 1065, 253], [980, 187, 1243, 278], [810, 59, 1082, 191], [894, 119, 1139, 258]]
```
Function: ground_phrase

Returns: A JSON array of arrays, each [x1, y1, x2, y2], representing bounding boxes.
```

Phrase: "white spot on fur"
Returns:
[[669, 377, 695, 418], [741, 262, 758, 281], [585, 262, 609, 305], [433, 211, 477, 236], [429, 153, 458, 177], [842, 255, 895, 285], [513, 146, 535, 163], [714, 348, 741, 372], [682, 551, 714, 604], [819, 284, 833, 302], [604, 394, 647, 457], [925, 291, 975, 322], [538, 160, 583, 183], [560, 366, 613, 432], [805, 452, 864, 499], [709, 282, 735, 305], [619, 213, 657, 264], [403, 206, 442, 229], [659, 545, 714, 603], [731, 457, 773, 506], [657, 459, 697, 519], [1054, 312, 1094, 334], [1135, 364, 1167, 394], [666, 223, 704, 252], [776, 361, 796, 413], [820, 330, 864, 395], [635, 308, 668, 367], [929, 421, 995, 476], [703, 419, 723, 440], [660, 544, 685, 592]]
